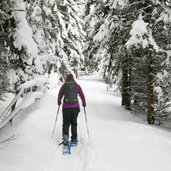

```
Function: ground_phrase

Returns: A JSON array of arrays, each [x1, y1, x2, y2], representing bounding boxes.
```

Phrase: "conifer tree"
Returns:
[[56, 0, 85, 78], [9, 0, 44, 92], [0, 0, 15, 99], [84, 0, 108, 73]]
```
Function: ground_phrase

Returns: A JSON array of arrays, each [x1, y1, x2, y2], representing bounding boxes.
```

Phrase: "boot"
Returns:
[[71, 138, 78, 146], [63, 135, 68, 146]]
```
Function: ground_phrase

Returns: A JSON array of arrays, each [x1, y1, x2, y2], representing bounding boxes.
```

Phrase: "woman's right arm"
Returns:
[[77, 85, 86, 107]]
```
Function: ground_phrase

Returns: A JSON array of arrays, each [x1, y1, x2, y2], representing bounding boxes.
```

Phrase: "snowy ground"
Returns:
[[0, 74, 171, 171]]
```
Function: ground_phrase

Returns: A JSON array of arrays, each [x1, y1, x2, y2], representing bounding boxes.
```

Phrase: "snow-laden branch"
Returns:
[[0, 75, 48, 130], [17, 76, 48, 90], [0, 88, 24, 129]]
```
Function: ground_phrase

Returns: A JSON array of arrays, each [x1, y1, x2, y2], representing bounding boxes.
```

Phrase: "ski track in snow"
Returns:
[[1, 75, 171, 171]]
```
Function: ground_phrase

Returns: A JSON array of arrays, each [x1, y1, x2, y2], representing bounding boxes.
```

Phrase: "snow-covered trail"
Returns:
[[1, 75, 171, 171]]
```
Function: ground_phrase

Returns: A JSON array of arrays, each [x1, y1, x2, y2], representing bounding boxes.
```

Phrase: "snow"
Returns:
[[1, 74, 171, 171], [0, 93, 15, 117], [93, 23, 108, 43], [15, 91, 44, 110], [17, 75, 48, 90], [13, 1, 38, 57], [126, 16, 159, 52], [154, 86, 163, 100], [110, 0, 128, 9], [13, 0, 44, 74]]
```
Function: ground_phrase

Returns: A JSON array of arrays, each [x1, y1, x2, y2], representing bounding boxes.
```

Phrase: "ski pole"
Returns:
[[84, 107, 90, 143], [52, 105, 60, 138]]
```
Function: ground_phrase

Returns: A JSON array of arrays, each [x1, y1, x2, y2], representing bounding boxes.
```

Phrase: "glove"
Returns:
[[83, 103, 86, 107], [58, 101, 61, 106]]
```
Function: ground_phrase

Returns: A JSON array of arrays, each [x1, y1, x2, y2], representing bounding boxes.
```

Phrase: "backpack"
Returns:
[[64, 82, 78, 103]]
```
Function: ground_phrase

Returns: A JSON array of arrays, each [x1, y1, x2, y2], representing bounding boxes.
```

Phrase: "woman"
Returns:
[[57, 74, 86, 146]]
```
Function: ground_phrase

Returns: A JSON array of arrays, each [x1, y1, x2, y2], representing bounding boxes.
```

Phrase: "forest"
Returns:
[[1, 0, 171, 128]]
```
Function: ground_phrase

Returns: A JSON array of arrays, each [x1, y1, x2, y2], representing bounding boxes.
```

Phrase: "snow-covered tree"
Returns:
[[56, 0, 85, 79], [8, 0, 45, 92], [84, 0, 171, 124], [150, 1, 171, 123], [0, 0, 15, 99], [26, 0, 60, 75], [84, 0, 109, 73]]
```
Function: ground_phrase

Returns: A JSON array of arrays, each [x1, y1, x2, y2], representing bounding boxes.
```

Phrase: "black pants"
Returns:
[[62, 108, 80, 140]]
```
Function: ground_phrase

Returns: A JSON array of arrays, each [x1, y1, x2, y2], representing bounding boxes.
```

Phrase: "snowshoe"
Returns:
[[61, 135, 71, 155], [62, 144, 71, 155], [71, 139, 78, 147]]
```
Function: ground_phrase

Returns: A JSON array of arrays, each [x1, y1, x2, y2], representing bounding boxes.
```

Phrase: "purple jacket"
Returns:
[[58, 82, 86, 108]]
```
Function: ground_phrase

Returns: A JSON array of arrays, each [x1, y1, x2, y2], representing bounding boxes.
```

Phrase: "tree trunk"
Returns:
[[146, 64, 154, 124], [121, 61, 131, 110]]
